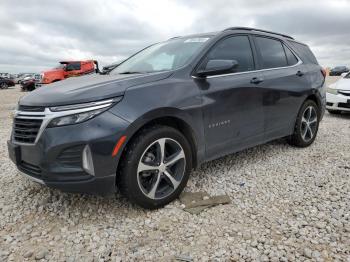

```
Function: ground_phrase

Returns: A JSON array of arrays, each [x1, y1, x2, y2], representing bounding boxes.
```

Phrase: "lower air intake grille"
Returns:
[[57, 145, 84, 167], [19, 161, 42, 177], [13, 118, 43, 143], [338, 103, 350, 109]]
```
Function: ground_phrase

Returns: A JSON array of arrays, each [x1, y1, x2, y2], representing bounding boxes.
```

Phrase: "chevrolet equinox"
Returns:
[[8, 27, 326, 209]]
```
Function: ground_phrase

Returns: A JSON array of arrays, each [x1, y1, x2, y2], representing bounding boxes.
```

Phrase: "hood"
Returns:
[[334, 78, 350, 91], [20, 72, 172, 107]]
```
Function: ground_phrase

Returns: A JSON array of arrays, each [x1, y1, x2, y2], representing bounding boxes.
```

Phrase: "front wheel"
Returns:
[[0, 83, 8, 89], [288, 100, 320, 147], [117, 125, 192, 209]]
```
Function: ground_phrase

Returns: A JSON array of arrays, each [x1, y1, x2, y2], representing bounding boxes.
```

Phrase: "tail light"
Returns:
[[321, 68, 327, 78]]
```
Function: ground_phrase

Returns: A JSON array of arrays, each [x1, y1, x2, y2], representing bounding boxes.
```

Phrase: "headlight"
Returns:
[[326, 86, 338, 95], [47, 97, 122, 128], [47, 108, 106, 127]]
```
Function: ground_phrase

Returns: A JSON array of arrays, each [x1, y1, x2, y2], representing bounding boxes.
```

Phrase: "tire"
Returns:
[[327, 109, 341, 115], [0, 83, 8, 89], [117, 125, 192, 209], [288, 100, 320, 147]]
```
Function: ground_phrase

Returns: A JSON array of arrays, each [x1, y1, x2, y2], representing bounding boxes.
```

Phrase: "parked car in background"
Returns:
[[329, 66, 349, 76], [39, 60, 99, 85], [20, 74, 41, 92], [8, 27, 325, 209], [13, 74, 27, 84], [326, 72, 350, 114], [0, 73, 11, 78], [0, 77, 15, 89]]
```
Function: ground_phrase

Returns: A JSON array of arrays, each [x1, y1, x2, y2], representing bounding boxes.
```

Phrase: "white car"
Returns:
[[326, 72, 350, 114]]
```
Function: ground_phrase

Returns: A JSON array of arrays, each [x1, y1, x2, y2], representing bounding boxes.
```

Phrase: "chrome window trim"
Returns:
[[192, 60, 302, 79], [12, 103, 112, 145], [191, 35, 303, 80]]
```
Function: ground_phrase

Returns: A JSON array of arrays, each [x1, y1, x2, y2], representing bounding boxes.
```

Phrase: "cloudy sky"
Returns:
[[1, 0, 350, 73]]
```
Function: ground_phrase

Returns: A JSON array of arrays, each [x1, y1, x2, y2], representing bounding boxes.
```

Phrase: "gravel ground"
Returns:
[[0, 78, 349, 261]]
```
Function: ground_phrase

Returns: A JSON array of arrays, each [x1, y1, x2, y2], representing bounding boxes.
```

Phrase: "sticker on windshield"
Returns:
[[184, 38, 209, 43]]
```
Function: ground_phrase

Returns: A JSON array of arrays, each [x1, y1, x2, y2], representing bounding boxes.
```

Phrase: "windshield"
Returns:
[[54, 63, 66, 69], [110, 36, 211, 74]]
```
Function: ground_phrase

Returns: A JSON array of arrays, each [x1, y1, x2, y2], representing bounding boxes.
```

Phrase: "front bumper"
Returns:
[[326, 92, 350, 111], [8, 110, 130, 195]]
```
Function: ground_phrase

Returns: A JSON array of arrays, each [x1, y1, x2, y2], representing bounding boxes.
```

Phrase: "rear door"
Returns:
[[195, 35, 265, 160], [253, 36, 310, 139]]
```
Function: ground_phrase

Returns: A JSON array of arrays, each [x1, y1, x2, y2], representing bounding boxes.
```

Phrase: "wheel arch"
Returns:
[[117, 108, 200, 172], [304, 88, 325, 119]]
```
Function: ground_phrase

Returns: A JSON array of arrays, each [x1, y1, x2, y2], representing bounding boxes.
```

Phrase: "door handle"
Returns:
[[251, 77, 264, 84], [296, 70, 304, 77]]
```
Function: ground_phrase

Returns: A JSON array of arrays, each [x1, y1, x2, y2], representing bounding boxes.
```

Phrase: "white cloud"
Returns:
[[0, 0, 350, 73]]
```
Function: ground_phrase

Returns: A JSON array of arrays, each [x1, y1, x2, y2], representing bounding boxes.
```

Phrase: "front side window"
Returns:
[[255, 37, 288, 69], [66, 62, 81, 71], [111, 36, 212, 74], [205, 35, 255, 72]]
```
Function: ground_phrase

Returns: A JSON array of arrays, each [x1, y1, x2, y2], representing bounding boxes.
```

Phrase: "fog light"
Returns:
[[82, 145, 95, 176]]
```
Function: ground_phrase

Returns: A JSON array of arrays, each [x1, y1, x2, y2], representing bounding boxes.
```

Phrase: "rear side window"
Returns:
[[283, 45, 298, 65], [288, 41, 318, 65], [206, 35, 255, 72], [255, 37, 288, 69]]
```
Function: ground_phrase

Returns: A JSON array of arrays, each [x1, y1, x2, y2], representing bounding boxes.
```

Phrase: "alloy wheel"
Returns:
[[300, 106, 318, 142], [0, 83, 8, 89], [137, 138, 186, 200]]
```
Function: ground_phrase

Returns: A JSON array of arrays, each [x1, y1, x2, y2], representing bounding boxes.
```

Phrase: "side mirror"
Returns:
[[197, 59, 238, 77]]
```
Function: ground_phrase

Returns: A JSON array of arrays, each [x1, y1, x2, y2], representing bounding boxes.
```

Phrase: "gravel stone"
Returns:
[[0, 79, 349, 260], [23, 250, 33, 258], [34, 248, 48, 260]]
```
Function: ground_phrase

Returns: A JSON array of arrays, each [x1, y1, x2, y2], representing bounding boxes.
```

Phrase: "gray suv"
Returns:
[[8, 27, 326, 209]]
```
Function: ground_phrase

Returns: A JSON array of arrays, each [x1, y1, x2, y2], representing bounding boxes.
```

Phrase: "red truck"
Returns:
[[40, 60, 99, 85]]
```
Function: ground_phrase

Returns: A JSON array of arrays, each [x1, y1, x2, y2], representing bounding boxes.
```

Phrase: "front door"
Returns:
[[194, 35, 265, 160]]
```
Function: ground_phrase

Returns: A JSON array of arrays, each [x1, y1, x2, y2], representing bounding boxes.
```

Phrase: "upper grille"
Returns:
[[18, 105, 45, 112], [13, 118, 43, 143], [338, 91, 350, 97]]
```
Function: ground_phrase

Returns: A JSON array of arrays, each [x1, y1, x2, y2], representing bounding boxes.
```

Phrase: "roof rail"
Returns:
[[223, 27, 294, 40], [168, 36, 182, 40]]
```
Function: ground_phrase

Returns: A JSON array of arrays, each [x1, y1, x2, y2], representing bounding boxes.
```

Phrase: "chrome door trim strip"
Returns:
[[191, 60, 303, 79]]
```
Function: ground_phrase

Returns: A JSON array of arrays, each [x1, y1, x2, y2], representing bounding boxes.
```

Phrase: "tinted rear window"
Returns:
[[255, 37, 288, 69], [288, 41, 318, 65]]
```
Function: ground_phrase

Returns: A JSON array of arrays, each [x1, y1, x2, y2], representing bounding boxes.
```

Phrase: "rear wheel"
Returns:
[[327, 109, 341, 115], [0, 83, 8, 89], [117, 125, 192, 209], [288, 100, 320, 147]]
